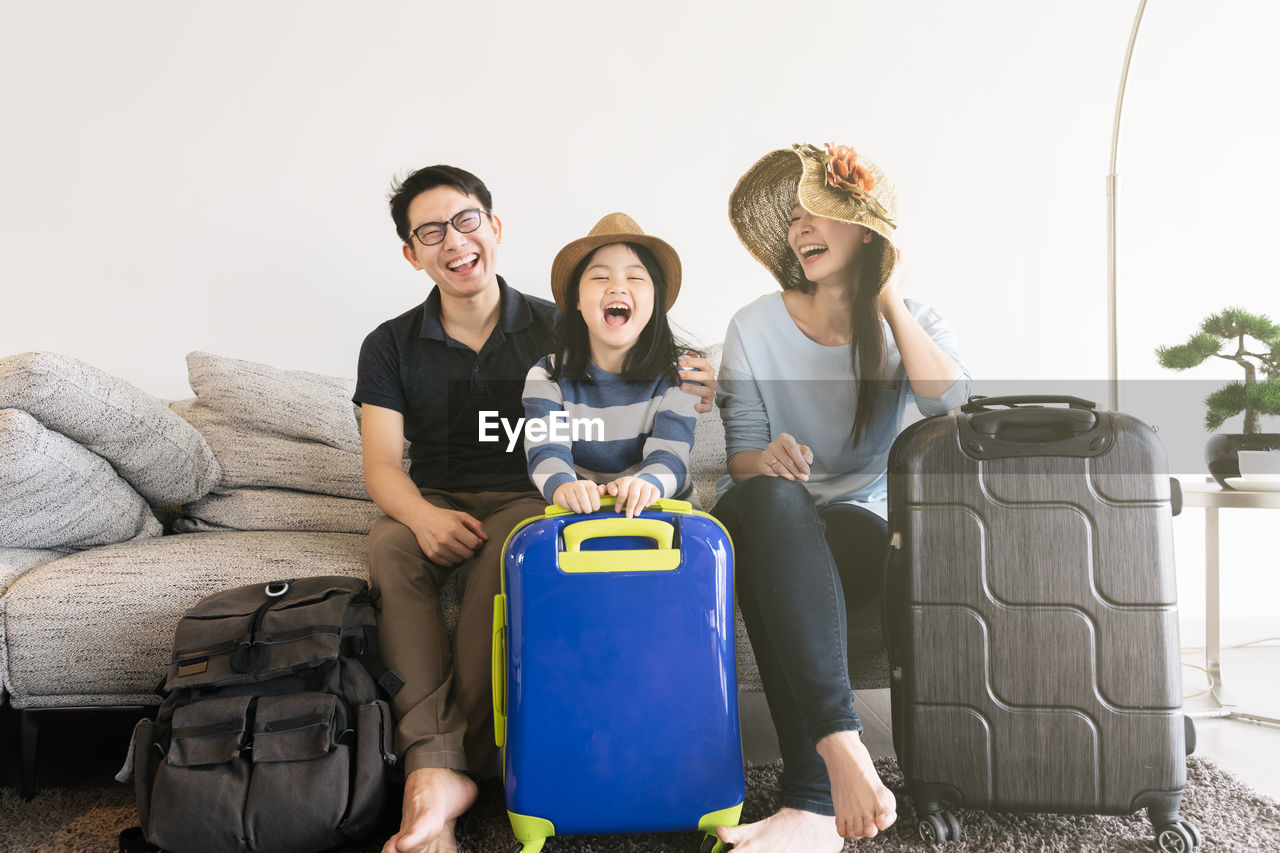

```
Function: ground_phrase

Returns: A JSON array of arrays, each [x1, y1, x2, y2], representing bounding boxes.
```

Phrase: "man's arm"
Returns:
[[360, 403, 486, 565], [678, 351, 717, 413]]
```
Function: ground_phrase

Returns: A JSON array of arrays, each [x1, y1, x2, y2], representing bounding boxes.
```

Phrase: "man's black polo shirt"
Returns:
[[354, 276, 559, 493]]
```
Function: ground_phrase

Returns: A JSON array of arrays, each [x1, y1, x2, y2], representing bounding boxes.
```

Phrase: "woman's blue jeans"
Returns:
[[711, 475, 888, 815]]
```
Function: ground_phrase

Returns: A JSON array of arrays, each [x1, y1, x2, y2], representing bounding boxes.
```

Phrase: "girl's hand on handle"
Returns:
[[553, 480, 606, 514], [759, 433, 813, 481], [606, 476, 660, 519], [677, 351, 717, 414]]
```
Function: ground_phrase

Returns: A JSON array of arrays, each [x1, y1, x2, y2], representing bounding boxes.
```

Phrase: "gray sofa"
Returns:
[[0, 349, 885, 794]]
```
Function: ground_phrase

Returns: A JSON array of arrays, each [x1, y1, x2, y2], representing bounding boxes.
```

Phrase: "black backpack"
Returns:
[[118, 575, 403, 853]]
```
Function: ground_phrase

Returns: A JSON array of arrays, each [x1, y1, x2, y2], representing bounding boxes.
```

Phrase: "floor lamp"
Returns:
[[1108, 0, 1148, 412]]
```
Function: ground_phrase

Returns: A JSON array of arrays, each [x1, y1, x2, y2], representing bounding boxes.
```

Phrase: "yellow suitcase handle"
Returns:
[[491, 593, 506, 748], [557, 517, 680, 574], [562, 517, 675, 551]]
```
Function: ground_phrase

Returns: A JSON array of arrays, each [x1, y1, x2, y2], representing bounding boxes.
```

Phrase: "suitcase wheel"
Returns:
[[917, 810, 962, 843], [1155, 820, 1202, 852]]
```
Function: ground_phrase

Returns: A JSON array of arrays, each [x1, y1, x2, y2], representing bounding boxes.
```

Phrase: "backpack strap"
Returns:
[[349, 624, 404, 698]]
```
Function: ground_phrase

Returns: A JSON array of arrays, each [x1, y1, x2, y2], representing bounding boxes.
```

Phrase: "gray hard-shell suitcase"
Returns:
[[884, 395, 1201, 851]]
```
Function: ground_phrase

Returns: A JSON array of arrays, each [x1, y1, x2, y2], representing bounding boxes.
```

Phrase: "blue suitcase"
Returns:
[[492, 498, 744, 853]]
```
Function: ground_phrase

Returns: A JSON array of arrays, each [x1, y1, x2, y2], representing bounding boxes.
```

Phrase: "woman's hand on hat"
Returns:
[[677, 351, 717, 413], [877, 247, 906, 316], [606, 476, 659, 519], [760, 433, 813, 481], [553, 479, 607, 514]]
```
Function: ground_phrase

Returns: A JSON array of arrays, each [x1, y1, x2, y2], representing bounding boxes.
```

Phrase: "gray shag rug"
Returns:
[[2, 757, 1278, 852]]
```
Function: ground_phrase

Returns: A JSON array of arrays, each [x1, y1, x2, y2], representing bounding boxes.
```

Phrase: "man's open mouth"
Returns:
[[603, 302, 632, 327], [447, 253, 479, 273]]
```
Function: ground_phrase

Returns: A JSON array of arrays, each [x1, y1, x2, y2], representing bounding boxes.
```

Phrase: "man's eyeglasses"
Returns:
[[412, 208, 490, 247]]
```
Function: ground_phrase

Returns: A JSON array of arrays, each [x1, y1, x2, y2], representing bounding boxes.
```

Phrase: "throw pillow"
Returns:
[[185, 351, 362, 452], [0, 409, 163, 549], [181, 352, 368, 498], [0, 351, 221, 506]]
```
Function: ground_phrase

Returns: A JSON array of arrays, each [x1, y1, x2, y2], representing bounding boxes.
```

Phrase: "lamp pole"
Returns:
[[1108, 0, 1149, 412]]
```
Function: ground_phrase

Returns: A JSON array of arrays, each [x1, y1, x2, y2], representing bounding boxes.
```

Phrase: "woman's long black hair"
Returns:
[[547, 242, 698, 381], [790, 231, 889, 442]]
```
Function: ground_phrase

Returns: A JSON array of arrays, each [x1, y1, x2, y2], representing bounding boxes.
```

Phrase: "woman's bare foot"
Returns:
[[715, 807, 844, 852], [815, 729, 897, 839], [382, 767, 479, 853]]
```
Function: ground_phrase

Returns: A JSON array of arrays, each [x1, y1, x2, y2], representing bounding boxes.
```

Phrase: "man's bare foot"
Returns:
[[815, 729, 897, 839], [715, 807, 844, 852], [382, 767, 479, 853]]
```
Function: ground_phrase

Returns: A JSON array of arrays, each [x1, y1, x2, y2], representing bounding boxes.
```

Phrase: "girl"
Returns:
[[523, 212, 699, 518], [713, 143, 972, 851]]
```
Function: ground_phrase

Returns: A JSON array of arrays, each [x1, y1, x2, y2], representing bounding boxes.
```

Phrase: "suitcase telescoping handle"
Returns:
[[957, 395, 1112, 459], [557, 518, 681, 573], [960, 394, 1096, 413]]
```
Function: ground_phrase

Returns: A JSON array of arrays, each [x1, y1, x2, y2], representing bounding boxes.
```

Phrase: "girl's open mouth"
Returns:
[[603, 302, 632, 328]]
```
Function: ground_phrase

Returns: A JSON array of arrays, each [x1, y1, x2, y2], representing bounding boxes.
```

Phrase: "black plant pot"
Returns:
[[1204, 433, 1280, 489]]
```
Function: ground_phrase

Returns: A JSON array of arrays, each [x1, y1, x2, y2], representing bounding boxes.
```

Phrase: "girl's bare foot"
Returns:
[[715, 807, 844, 852], [382, 767, 478, 853], [815, 729, 897, 839]]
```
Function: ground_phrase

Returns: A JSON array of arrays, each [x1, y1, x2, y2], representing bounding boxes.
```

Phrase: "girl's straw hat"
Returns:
[[550, 213, 682, 312], [729, 142, 900, 292]]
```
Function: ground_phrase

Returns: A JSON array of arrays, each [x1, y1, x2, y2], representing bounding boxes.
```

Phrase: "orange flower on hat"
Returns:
[[824, 142, 876, 198]]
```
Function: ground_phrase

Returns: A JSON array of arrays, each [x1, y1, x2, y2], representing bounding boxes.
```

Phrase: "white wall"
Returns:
[[2, 1, 1277, 647]]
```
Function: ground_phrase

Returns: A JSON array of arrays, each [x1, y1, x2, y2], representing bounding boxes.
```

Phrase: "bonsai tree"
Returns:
[[1156, 307, 1280, 433]]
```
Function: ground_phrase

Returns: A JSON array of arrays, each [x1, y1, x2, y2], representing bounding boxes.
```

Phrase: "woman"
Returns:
[[713, 143, 971, 850]]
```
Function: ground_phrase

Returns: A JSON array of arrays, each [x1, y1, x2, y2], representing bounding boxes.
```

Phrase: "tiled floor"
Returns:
[[741, 644, 1280, 802]]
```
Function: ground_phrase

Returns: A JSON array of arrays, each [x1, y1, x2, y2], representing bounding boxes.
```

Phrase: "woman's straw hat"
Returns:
[[550, 212, 682, 312], [729, 143, 899, 292]]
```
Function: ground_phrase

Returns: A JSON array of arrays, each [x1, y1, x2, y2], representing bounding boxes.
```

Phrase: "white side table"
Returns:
[[1176, 478, 1280, 726]]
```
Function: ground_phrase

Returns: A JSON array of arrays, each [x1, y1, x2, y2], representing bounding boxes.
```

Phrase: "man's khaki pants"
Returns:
[[368, 489, 546, 778]]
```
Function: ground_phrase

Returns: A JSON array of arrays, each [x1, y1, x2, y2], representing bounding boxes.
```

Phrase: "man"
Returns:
[[354, 165, 715, 853]]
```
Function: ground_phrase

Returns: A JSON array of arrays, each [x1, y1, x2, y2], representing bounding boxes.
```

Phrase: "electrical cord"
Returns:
[[1179, 637, 1280, 700]]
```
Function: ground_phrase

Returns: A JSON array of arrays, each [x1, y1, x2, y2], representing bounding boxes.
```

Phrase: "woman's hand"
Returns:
[[876, 247, 965, 397], [759, 433, 813, 481], [606, 476, 660, 518], [876, 247, 906, 317], [677, 351, 717, 413], [553, 480, 606, 514]]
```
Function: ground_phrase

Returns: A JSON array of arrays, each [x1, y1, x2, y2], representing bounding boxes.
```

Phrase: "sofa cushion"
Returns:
[[0, 409, 163, 550], [690, 407, 727, 512], [0, 547, 65, 597], [0, 547, 67, 701], [0, 352, 221, 505], [179, 352, 369, 499], [1, 532, 372, 708], [688, 343, 727, 511], [174, 488, 384, 534]]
